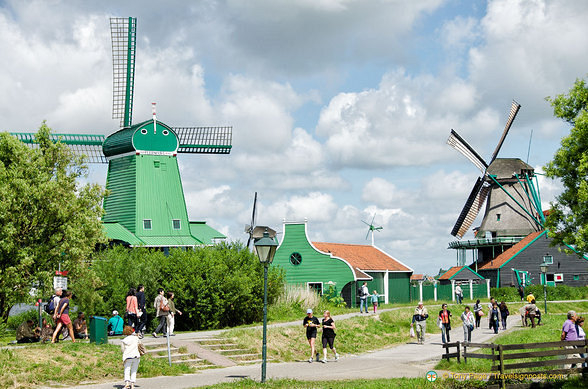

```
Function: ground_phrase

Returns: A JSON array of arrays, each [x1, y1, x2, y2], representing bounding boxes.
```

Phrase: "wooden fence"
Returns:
[[442, 340, 588, 388]]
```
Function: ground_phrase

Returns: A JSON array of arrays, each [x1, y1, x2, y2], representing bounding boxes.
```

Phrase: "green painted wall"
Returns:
[[135, 154, 191, 239], [388, 272, 410, 303], [132, 122, 178, 152], [273, 223, 355, 297], [103, 155, 137, 232], [365, 272, 385, 302]]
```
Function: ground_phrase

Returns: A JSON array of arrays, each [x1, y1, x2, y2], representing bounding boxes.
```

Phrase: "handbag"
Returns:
[[409, 326, 415, 338], [469, 324, 474, 331], [437, 318, 443, 329], [138, 340, 147, 356]]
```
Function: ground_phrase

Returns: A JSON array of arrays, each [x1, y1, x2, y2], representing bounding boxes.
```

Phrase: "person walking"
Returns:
[[303, 309, 320, 363], [152, 288, 169, 338], [473, 299, 483, 328], [166, 292, 182, 336], [489, 302, 502, 334], [126, 288, 138, 329], [411, 301, 428, 344], [487, 297, 496, 329], [518, 286, 525, 301], [121, 325, 141, 389], [320, 310, 339, 363], [519, 304, 529, 327], [371, 290, 379, 313], [438, 303, 452, 344], [51, 290, 75, 343], [461, 306, 474, 343], [455, 285, 463, 304], [577, 317, 586, 367], [135, 285, 146, 338], [499, 301, 510, 330], [359, 282, 369, 314]]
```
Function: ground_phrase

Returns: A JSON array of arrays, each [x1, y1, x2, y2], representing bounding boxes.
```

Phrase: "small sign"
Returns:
[[554, 273, 564, 282], [53, 276, 68, 290]]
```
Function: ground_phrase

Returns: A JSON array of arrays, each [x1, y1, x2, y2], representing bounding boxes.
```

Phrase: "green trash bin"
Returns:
[[89, 316, 108, 345]]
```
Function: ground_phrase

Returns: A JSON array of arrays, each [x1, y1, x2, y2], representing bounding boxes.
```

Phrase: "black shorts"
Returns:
[[306, 332, 317, 340], [322, 336, 335, 349]]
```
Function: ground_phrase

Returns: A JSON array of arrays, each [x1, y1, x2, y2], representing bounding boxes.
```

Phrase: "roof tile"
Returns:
[[477, 230, 545, 270], [312, 242, 411, 273]]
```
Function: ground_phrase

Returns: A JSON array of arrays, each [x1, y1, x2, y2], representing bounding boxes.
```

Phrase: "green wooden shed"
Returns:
[[273, 221, 413, 307]]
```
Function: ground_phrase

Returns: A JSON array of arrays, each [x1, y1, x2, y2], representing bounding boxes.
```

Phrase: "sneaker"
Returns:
[[308, 358, 313, 363], [321, 359, 327, 363], [138, 333, 144, 339], [335, 353, 339, 361], [152, 332, 158, 338], [170, 333, 176, 336]]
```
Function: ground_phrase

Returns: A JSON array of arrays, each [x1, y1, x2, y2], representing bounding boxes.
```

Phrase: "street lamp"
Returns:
[[540, 257, 550, 314], [254, 227, 277, 384]]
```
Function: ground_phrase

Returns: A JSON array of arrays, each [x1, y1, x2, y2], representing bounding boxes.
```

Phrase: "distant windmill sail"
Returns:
[[451, 177, 490, 238], [110, 17, 137, 128]]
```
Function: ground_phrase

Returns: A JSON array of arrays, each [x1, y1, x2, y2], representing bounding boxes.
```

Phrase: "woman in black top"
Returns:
[[321, 310, 339, 363], [303, 309, 320, 363]]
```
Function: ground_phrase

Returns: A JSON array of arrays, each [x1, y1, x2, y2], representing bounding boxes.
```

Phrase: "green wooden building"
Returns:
[[273, 221, 413, 307]]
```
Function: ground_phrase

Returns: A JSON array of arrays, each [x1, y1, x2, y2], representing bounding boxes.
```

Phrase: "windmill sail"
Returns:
[[489, 100, 521, 164], [451, 177, 490, 238], [10, 132, 107, 164], [110, 17, 137, 128], [447, 129, 488, 174], [174, 126, 232, 154]]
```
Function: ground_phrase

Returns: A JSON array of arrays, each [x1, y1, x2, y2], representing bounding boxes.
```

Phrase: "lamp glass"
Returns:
[[254, 233, 277, 264], [540, 263, 548, 274]]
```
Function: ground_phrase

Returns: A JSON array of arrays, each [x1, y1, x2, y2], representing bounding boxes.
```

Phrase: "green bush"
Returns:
[[490, 284, 588, 302], [91, 243, 284, 331]]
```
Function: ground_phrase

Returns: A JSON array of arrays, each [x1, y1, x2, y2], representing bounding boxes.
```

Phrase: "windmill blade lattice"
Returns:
[[451, 177, 490, 238], [446, 129, 488, 174], [490, 101, 521, 164], [174, 126, 232, 154], [245, 192, 258, 248], [10, 132, 107, 164], [110, 17, 137, 128]]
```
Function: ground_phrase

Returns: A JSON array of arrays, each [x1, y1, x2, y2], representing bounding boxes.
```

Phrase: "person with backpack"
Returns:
[[152, 288, 169, 338], [51, 290, 75, 343], [45, 288, 62, 316], [359, 282, 369, 314], [499, 301, 510, 330]]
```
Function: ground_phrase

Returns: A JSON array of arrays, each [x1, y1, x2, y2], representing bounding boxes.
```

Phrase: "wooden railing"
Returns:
[[442, 340, 588, 388]]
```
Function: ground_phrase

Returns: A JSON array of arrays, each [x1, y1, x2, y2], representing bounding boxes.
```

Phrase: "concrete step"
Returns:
[[171, 358, 205, 364], [229, 353, 262, 361], [219, 348, 251, 355], [152, 353, 191, 361], [202, 343, 239, 348], [147, 347, 180, 354]]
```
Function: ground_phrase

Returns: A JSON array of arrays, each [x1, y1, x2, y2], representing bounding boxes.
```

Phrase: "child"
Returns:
[[371, 290, 379, 313]]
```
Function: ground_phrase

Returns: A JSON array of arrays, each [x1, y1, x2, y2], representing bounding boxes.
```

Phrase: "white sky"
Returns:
[[1, 0, 586, 275]]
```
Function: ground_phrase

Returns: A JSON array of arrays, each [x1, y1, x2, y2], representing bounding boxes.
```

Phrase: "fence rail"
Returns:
[[442, 339, 588, 389]]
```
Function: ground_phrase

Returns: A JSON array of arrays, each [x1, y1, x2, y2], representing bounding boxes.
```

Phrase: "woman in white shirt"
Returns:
[[121, 326, 141, 389], [461, 306, 475, 343]]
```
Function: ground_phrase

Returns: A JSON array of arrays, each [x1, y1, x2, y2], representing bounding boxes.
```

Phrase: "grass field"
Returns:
[[224, 307, 442, 362], [0, 341, 192, 389], [197, 376, 588, 388]]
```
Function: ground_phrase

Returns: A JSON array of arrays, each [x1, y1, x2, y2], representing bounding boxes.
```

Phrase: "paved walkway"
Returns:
[[61, 306, 526, 389]]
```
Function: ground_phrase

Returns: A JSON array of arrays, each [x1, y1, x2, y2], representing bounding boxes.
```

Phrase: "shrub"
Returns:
[[91, 243, 284, 331], [491, 284, 588, 302]]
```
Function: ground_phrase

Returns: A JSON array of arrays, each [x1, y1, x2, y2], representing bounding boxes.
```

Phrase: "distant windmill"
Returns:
[[362, 214, 383, 246], [9, 17, 232, 247], [244, 192, 258, 248], [447, 101, 543, 240]]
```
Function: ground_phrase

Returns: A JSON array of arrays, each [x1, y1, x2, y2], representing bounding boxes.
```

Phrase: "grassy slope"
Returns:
[[0, 342, 192, 389]]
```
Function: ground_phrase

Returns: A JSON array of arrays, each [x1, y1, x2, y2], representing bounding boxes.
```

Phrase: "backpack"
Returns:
[[45, 295, 57, 314]]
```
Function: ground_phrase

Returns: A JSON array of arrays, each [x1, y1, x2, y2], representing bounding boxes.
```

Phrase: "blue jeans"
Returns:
[[441, 323, 451, 343], [360, 298, 368, 313]]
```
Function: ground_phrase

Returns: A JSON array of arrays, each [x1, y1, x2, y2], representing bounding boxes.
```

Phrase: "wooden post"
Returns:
[[434, 281, 438, 301], [457, 341, 461, 363], [419, 281, 423, 303], [498, 344, 505, 389], [464, 342, 467, 364], [451, 280, 456, 302], [469, 279, 473, 300]]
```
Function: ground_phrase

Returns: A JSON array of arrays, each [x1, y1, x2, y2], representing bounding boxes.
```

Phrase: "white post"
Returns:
[[434, 281, 438, 301], [419, 281, 423, 302], [451, 280, 456, 302], [486, 279, 491, 299], [384, 270, 389, 304], [469, 279, 473, 300]]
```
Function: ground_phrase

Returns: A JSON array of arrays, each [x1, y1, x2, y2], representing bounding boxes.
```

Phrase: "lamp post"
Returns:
[[540, 259, 550, 315], [254, 227, 277, 384]]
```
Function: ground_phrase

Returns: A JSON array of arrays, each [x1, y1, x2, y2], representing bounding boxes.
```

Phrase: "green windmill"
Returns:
[[10, 17, 232, 248]]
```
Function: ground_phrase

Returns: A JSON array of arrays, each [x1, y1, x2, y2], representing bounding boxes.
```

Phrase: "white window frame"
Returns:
[[307, 282, 323, 295]]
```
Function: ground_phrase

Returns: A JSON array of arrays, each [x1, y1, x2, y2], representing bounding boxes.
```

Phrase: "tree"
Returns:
[[0, 123, 106, 321], [544, 78, 588, 255]]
